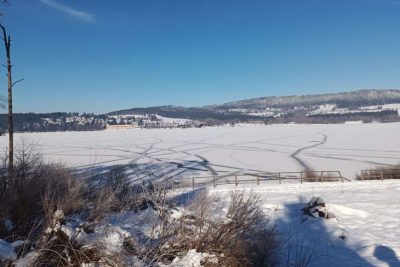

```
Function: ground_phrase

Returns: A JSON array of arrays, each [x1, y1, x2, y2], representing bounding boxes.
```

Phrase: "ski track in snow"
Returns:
[[1, 124, 400, 266], [290, 133, 328, 170], [1, 123, 399, 181]]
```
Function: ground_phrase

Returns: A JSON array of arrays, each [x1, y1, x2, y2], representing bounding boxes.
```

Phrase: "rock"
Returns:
[[302, 197, 330, 219]]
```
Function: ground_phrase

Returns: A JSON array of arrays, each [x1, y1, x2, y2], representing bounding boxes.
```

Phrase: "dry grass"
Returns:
[[152, 191, 280, 267], [303, 170, 341, 182], [32, 210, 128, 267], [356, 164, 400, 180], [0, 145, 175, 266], [1, 146, 283, 266], [0, 146, 87, 239]]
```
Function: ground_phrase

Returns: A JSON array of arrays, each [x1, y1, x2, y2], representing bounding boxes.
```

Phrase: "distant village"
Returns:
[[0, 113, 205, 134], [1, 99, 400, 134], [105, 114, 203, 129]]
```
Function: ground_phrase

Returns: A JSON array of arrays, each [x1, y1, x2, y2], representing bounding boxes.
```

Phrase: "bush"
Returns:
[[0, 147, 87, 239], [303, 170, 341, 182], [356, 164, 400, 180], [153, 191, 280, 267], [32, 210, 128, 266], [1, 146, 282, 266]]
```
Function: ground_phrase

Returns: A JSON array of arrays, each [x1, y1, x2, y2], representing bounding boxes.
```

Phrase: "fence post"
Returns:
[[235, 175, 238, 186], [278, 173, 281, 184], [340, 172, 344, 183], [213, 176, 216, 187], [300, 172, 303, 184], [380, 170, 384, 181], [320, 171, 323, 182], [192, 177, 195, 189], [361, 171, 364, 181], [257, 175, 259, 185]]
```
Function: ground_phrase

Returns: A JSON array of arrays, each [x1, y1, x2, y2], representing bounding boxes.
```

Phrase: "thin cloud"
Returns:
[[40, 0, 94, 22]]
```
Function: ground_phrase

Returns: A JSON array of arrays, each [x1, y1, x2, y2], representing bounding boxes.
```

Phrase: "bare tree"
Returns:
[[0, 23, 22, 183]]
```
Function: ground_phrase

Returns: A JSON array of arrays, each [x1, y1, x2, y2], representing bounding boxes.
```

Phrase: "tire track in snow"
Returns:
[[291, 133, 327, 170]]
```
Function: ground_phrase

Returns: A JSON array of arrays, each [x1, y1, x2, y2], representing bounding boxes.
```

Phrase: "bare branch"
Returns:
[[12, 78, 23, 87], [0, 23, 6, 41]]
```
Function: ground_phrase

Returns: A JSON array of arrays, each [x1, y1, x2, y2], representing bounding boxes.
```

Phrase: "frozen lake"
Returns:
[[1, 123, 399, 180]]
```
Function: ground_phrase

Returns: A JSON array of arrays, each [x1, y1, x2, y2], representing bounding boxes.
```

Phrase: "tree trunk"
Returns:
[[7, 42, 12, 180], [0, 24, 14, 182]]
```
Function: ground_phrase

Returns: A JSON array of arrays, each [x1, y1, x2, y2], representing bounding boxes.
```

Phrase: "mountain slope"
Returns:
[[109, 89, 400, 123], [212, 89, 400, 110]]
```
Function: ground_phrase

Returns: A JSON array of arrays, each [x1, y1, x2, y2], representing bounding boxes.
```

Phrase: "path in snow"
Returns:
[[291, 133, 328, 170]]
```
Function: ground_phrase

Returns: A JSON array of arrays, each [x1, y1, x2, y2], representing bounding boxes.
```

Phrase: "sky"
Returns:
[[1, 0, 400, 113]]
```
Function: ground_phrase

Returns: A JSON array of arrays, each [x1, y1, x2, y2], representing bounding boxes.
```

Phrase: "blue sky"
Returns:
[[2, 0, 400, 113]]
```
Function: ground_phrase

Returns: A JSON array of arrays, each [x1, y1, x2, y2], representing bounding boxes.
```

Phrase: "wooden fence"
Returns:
[[167, 170, 350, 189]]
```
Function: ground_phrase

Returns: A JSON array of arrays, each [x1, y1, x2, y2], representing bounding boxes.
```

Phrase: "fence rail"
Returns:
[[166, 170, 350, 189]]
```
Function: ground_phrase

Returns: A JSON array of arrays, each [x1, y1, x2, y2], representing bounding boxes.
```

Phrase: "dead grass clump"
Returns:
[[1, 146, 284, 266], [303, 170, 341, 182], [303, 171, 323, 182], [155, 191, 279, 267], [0, 146, 88, 239], [32, 210, 128, 267], [84, 168, 169, 222], [356, 164, 400, 180]]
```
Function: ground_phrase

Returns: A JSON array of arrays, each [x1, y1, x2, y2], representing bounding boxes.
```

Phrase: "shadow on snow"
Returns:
[[275, 200, 398, 266]]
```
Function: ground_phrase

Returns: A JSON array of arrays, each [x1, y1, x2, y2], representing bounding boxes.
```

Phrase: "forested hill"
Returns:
[[2, 89, 400, 133], [211, 89, 400, 110], [110, 89, 400, 123], [0, 113, 106, 132]]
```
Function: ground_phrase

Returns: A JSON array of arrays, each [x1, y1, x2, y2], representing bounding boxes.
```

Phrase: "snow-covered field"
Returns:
[[1, 123, 399, 180], [1, 123, 399, 266], [0, 123, 400, 179], [204, 180, 400, 267]]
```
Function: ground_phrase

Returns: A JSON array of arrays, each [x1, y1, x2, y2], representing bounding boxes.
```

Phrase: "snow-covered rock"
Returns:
[[302, 197, 334, 219]]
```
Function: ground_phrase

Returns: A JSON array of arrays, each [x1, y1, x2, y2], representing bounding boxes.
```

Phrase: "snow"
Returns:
[[14, 252, 39, 267], [2, 123, 399, 266], [0, 239, 17, 262], [1, 123, 399, 180], [5, 179, 399, 266], [0, 240, 29, 263], [158, 250, 212, 267], [208, 180, 400, 266], [155, 115, 192, 124], [309, 103, 400, 116], [60, 224, 133, 254], [109, 114, 193, 124], [344, 120, 364, 124], [104, 207, 161, 238]]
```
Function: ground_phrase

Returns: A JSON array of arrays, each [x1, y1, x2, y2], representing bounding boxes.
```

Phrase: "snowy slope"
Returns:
[[207, 180, 400, 266]]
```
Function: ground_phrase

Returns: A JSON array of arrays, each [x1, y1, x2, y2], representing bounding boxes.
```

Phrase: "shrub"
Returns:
[[0, 146, 87, 239], [303, 170, 341, 182], [356, 164, 400, 180], [32, 210, 128, 267], [1, 146, 282, 266], [154, 191, 280, 267]]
